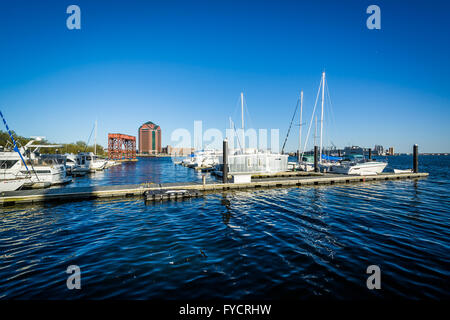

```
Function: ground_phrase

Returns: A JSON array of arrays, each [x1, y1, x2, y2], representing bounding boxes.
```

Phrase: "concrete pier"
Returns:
[[0, 172, 429, 207]]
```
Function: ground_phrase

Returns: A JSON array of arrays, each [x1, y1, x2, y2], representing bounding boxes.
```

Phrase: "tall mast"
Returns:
[[298, 90, 303, 163], [319, 71, 325, 163], [94, 119, 97, 155], [314, 115, 317, 147], [241, 92, 245, 153]]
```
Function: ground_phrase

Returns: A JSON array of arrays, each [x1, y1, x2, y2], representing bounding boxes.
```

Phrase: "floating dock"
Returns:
[[0, 172, 428, 207]]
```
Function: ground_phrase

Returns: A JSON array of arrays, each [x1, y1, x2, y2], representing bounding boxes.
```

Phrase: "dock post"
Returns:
[[413, 144, 419, 173], [223, 139, 228, 183], [314, 146, 319, 172], [368, 149, 372, 160], [202, 174, 206, 186]]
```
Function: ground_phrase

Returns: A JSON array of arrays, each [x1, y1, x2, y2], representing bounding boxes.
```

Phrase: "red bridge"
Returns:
[[108, 133, 136, 160]]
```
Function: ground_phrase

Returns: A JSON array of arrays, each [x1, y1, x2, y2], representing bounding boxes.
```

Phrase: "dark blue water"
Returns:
[[0, 156, 449, 299]]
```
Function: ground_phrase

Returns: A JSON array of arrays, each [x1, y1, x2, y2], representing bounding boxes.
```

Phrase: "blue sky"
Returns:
[[0, 0, 449, 153]]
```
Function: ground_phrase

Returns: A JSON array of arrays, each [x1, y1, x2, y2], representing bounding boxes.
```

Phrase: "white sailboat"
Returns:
[[225, 92, 288, 176], [75, 120, 107, 172]]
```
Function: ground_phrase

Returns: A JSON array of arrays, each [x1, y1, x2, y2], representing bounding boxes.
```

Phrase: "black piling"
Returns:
[[368, 149, 372, 160], [413, 144, 419, 173], [223, 139, 228, 183], [314, 146, 319, 172]]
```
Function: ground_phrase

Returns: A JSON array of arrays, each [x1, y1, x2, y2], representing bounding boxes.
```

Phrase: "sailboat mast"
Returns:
[[241, 92, 245, 153], [94, 119, 97, 155], [314, 115, 317, 147], [319, 72, 325, 163], [298, 90, 303, 163]]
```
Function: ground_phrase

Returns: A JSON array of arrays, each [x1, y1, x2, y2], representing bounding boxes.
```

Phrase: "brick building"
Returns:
[[138, 121, 161, 154]]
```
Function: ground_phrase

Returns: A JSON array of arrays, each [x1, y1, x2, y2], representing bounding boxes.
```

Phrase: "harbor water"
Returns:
[[0, 156, 449, 299]]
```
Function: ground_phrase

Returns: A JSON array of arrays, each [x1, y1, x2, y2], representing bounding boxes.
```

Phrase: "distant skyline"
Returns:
[[0, 0, 449, 153]]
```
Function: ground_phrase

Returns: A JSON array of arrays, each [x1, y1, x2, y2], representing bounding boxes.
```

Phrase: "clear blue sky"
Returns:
[[0, 0, 449, 153]]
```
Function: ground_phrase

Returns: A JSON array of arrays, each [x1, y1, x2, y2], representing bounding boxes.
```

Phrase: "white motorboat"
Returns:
[[330, 159, 387, 175], [77, 152, 107, 172], [0, 114, 70, 188], [0, 150, 71, 187], [182, 149, 221, 168], [64, 153, 78, 174], [65, 153, 89, 176]]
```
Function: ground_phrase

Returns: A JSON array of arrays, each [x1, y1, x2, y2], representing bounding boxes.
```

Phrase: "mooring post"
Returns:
[[314, 146, 319, 172], [413, 144, 419, 173], [202, 174, 206, 186], [223, 139, 228, 183], [368, 148, 372, 160]]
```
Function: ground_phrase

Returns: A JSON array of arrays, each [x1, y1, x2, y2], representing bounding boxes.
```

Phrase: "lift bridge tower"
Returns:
[[108, 133, 136, 160]]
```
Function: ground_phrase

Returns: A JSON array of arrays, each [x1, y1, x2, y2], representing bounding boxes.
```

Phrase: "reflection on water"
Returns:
[[0, 156, 449, 299]]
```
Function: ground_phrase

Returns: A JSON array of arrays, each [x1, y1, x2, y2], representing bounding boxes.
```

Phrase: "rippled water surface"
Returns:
[[1, 156, 449, 299]]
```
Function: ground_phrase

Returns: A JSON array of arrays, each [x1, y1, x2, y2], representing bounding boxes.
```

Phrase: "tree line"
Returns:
[[0, 130, 107, 156]]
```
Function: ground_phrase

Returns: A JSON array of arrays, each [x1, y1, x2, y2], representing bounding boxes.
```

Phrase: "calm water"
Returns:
[[0, 156, 449, 299]]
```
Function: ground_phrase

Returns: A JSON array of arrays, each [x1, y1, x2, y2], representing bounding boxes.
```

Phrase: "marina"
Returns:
[[0, 0, 448, 303]]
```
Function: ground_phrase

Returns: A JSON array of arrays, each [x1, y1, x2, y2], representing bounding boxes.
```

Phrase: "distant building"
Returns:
[[344, 146, 364, 156], [162, 145, 195, 156], [374, 145, 384, 156], [388, 147, 395, 156], [138, 121, 161, 154]]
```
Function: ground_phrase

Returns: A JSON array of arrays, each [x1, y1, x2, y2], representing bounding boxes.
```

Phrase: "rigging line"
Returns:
[[233, 123, 242, 151], [281, 95, 300, 154], [243, 95, 255, 136], [301, 76, 322, 159], [84, 122, 96, 152], [231, 94, 242, 127], [325, 80, 336, 134], [324, 80, 336, 153]]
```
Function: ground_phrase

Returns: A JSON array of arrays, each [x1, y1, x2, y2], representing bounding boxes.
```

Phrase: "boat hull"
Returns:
[[0, 179, 26, 192], [331, 161, 387, 175]]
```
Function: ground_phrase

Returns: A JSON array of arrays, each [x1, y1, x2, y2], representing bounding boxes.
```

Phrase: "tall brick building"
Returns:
[[138, 121, 161, 154]]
